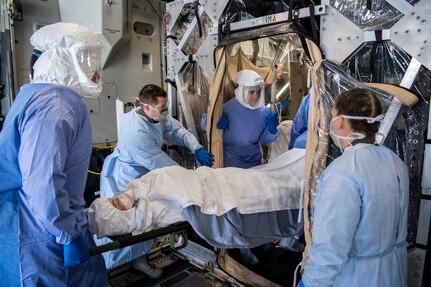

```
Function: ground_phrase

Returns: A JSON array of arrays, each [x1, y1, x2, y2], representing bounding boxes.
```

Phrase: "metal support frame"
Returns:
[[375, 57, 421, 144], [225, 5, 326, 33], [166, 0, 229, 82], [165, 0, 229, 151], [408, 248, 427, 286]]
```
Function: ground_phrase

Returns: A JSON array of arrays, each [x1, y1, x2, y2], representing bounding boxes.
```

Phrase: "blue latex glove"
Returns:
[[265, 112, 278, 133], [298, 280, 305, 287], [195, 148, 214, 167], [216, 114, 229, 129], [63, 234, 89, 267]]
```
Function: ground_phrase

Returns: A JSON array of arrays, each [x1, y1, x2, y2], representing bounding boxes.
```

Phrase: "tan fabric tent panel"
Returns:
[[206, 46, 227, 168], [302, 60, 328, 265], [300, 40, 323, 265], [217, 249, 284, 287], [364, 83, 419, 107]]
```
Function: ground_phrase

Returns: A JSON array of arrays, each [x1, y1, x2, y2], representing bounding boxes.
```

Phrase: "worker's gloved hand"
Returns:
[[195, 148, 214, 167], [216, 114, 229, 129], [63, 234, 89, 267], [265, 112, 278, 133], [298, 280, 305, 287]]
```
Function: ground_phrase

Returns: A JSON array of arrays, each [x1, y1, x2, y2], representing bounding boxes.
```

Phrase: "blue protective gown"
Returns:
[[302, 143, 409, 287], [99, 107, 202, 268], [0, 83, 108, 287], [289, 94, 309, 149], [202, 98, 280, 168], [100, 108, 202, 198]]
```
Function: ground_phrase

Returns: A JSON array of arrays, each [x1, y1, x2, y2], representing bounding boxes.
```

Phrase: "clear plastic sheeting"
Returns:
[[177, 63, 211, 154], [219, 0, 254, 24], [220, 0, 290, 25], [307, 59, 427, 246], [345, 41, 430, 102], [330, 0, 420, 30]]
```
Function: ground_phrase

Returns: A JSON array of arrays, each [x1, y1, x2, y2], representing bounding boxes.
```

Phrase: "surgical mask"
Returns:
[[136, 97, 168, 121], [329, 116, 366, 151]]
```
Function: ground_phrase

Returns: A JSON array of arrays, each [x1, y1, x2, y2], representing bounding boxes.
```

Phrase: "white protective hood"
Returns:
[[30, 22, 103, 98], [234, 69, 265, 109]]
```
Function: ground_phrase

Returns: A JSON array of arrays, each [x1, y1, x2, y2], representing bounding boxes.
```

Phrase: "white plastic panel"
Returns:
[[416, 199, 431, 245], [407, 248, 426, 287], [422, 144, 431, 195], [193, 27, 218, 80], [320, 5, 364, 63]]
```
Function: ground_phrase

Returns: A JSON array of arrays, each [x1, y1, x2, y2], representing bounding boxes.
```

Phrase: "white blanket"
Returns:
[[89, 149, 305, 237], [131, 148, 304, 234]]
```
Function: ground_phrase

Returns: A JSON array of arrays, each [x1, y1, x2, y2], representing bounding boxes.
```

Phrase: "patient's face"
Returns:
[[108, 197, 128, 211]]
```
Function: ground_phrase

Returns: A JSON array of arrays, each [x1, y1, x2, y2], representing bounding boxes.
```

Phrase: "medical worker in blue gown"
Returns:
[[98, 84, 213, 275], [300, 88, 409, 287], [0, 23, 108, 287], [201, 69, 280, 168]]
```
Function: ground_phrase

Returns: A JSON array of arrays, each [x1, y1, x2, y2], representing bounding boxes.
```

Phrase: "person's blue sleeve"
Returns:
[[302, 171, 360, 287], [293, 131, 307, 149], [289, 95, 310, 149], [163, 116, 202, 153], [260, 126, 280, 144], [63, 234, 89, 267], [216, 114, 229, 129], [18, 95, 88, 245], [201, 113, 207, 132]]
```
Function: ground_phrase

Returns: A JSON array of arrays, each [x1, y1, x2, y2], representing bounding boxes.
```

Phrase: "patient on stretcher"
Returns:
[[88, 148, 305, 249]]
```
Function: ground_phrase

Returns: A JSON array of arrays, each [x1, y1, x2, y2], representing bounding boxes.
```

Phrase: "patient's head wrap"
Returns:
[[116, 190, 135, 210], [88, 198, 137, 238]]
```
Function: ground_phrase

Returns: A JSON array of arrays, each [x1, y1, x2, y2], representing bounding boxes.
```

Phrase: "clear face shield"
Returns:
[[236, 83, 265, 109], [71, 42, 103, 97]]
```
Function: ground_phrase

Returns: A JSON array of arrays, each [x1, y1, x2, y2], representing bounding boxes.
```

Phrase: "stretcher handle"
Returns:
[[89, 222, 190, 256]]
